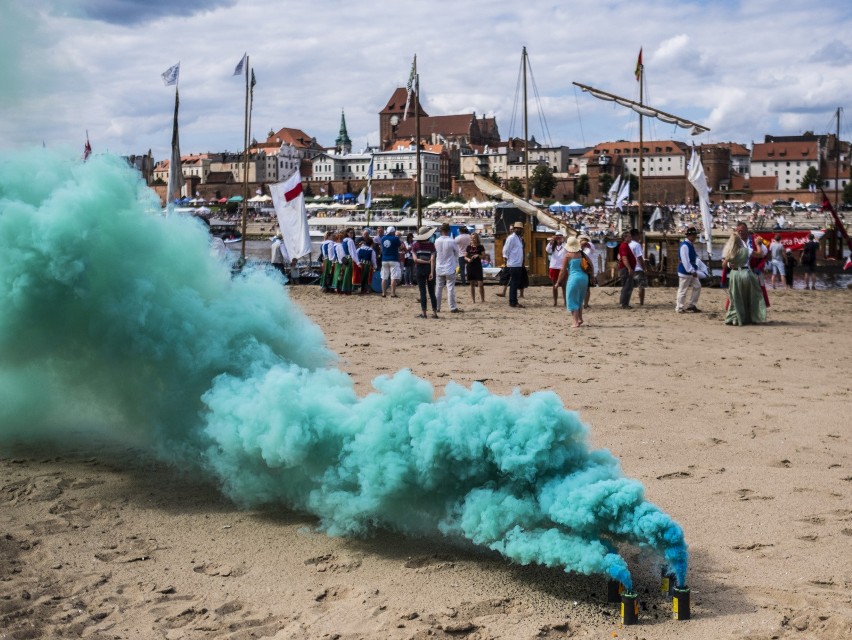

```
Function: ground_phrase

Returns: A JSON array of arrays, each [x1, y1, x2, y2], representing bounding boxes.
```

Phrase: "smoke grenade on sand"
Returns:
[[0, 149, 689, 597]]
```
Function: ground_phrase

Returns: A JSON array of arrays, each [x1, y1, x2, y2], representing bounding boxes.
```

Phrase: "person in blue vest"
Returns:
[[380, 226, 402, 298], [356, 236, 377, 295], [676, 227, 702, 313]]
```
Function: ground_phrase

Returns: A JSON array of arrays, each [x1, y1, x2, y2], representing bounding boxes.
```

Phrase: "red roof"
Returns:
[[751, 140, 818, 162], [583, 140, 689, 157]]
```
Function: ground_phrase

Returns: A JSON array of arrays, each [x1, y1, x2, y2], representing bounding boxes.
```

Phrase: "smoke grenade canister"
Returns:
[[672, 586, 691, 620], [620, 592, 639, 625]]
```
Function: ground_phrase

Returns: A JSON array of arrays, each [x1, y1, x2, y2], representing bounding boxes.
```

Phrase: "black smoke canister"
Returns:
[[621, 592, 639, 624], [660, 568, 676, 597], [607, 579, 622, 603], [672, 586, 691, 620]]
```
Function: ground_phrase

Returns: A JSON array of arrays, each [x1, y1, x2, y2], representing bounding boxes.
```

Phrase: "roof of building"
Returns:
[[205, 171, 236, 183], [260, 127, 322, 150], [730, 173, 777, 191], [380, 87, 428, 118], [751, 140, 819, 162], [705, 142, 750, 156], [394, 114, 479, 140], [584, 140, 689, 157]]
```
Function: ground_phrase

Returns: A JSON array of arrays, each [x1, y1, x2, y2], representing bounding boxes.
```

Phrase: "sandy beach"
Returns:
[[2, 284, 851, 639]]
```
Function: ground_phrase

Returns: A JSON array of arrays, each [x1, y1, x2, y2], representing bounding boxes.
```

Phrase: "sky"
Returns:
[[4, 0, 852, 162]]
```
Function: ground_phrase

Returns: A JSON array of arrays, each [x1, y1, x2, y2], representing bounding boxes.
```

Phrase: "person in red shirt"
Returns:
[[617, 230, 637, 309]]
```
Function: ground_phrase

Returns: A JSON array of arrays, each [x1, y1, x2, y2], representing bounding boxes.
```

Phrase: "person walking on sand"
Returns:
[[617, 230, 636, 309], [546, 231, 567, 306], [769, 234, 787, 290], [800, 232, 819, 290], [465, 232, 486, 302], [380, 225, 402, 298], [455, 225, 471, 286], [676, 227, 702, 313], [557, 235, 591, 328], [502, 221, 526, 308], [412, 226, 438, 318], [435, 222, 462, 313], [721, 222, 766, 326], [628, 228, 648, 306]]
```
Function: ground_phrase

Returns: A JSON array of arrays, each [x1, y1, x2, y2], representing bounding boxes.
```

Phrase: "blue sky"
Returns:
[[4, 0, 852, 161]]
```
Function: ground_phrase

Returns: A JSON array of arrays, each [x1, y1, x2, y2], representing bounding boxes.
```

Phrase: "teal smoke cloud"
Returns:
[[0, 150, 688, 589]]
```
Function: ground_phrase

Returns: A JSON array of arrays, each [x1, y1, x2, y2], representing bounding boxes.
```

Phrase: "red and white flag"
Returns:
[[270, 170, 312, 259]]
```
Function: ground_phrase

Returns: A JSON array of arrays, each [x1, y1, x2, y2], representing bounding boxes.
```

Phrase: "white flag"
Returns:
[[606, 175, 621, 205], [615, 176, 630, 210], [161, 62, 180, 86], [270, 170, 312, 259], [403, 55, 416, 121], [687, 147, 713, 257], [356, 188, 366, 205], [233, 53, 246, 76]]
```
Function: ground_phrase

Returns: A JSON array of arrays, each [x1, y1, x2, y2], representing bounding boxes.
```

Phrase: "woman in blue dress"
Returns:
[[556, 235, 591, 328]]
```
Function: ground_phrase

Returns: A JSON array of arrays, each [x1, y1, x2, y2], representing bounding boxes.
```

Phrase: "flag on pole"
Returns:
[[270, 170, 312, 259], [688, 146, 713, 258], [606, 175, 621, 205], [635, 48, 643, 82], [403, 55, 416, 121], [166, 88, 183, 205], [251, 69, 256, 90], [161, 62, 180, 86], [356, 188, 366, 205], [366, 156, 374, 209], [233, 53, 247, 76], [615, 176, 630, 210], [82, 133, 92, 162]]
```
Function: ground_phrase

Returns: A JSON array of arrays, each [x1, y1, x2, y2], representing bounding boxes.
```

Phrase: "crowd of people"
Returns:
[[262, 202, 831, 329], [306, 224, 490, 319]]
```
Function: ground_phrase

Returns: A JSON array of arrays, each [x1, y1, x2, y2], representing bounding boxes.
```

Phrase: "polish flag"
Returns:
[[270, 170, 311, 259]]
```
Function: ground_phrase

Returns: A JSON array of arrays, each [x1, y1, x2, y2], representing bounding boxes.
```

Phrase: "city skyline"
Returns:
[[4, 0, 852, 161]]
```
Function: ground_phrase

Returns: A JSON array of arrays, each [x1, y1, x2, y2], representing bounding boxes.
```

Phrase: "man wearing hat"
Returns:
[[411, 226, 439, 318], [676, 227, 702, 313], [502, 221, 526, 308], [546, 231, 566, 306]]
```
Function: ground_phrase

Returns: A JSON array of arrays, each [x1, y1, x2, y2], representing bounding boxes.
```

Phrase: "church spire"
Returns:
[[335, 109, 352, 154]]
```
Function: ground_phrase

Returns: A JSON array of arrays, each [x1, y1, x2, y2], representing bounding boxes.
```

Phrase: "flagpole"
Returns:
[[240, 56, 250, 263], [637, 54, 644, 234], [414, 56, 422, 229]]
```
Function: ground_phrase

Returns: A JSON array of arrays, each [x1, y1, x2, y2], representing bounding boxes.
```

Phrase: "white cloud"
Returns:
[[5, 0, 852, 160]]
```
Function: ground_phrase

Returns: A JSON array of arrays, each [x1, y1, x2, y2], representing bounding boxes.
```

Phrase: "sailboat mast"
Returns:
[[637, 62, 644, 232], [415, 56, 422, 228], [240, 55, 250, 262], [523, 46, 530, 201]]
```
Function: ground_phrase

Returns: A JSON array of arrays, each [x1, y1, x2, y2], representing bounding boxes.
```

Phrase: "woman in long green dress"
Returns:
[[721, 226, 766, 326]]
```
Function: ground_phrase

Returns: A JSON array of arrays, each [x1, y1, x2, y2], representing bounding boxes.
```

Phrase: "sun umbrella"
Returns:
[[227, 195, 244, 202]]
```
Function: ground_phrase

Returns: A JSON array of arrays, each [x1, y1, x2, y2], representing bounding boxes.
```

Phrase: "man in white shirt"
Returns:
[[628, 228, 648, 306], [546, 231, 566, 306], [502, 221, 525, 308], [454, 226, 471, 285], [434, 222, 462, 313]]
